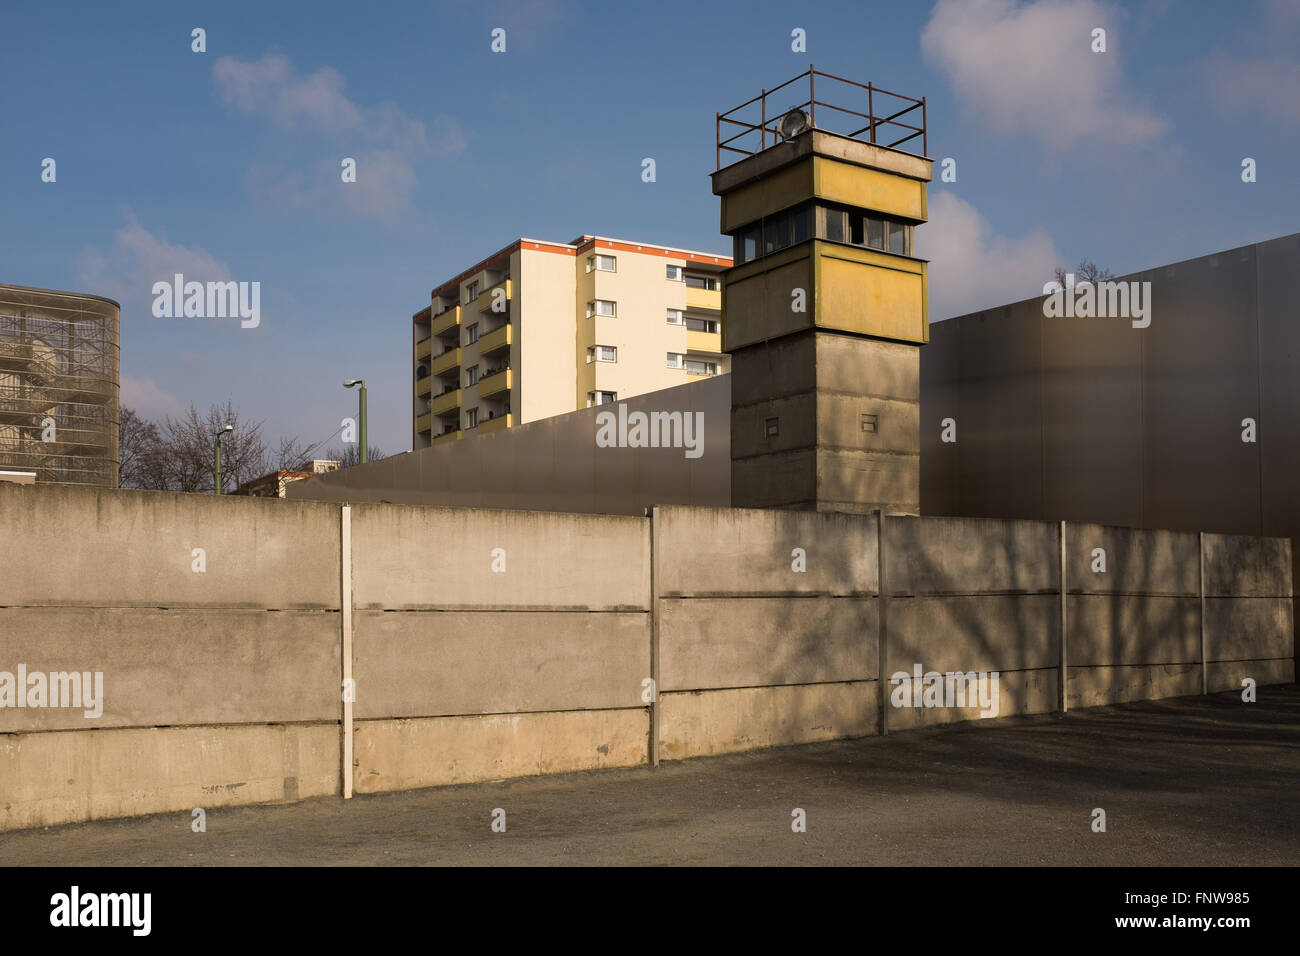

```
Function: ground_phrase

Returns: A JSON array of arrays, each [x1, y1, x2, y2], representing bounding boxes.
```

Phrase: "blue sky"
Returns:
[[2, 0, 1298, 455]]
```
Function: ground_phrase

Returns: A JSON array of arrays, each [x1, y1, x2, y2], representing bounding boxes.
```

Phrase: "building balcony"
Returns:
[[430, 388, 462, 416], [416, 336, 433, 361], [432, 429, 462, 446], [431, 347, 462, 377], [685, 286, 721, 312], [686, 329, 722, 354], [477, 278, 513, 313], [478, 322, 512, 356], [432, 305, 462, 337], [416, 375, 433, 397], [478, 368, 512, 398], [478, 413, 512, 434], [415, 411, 432, 434]]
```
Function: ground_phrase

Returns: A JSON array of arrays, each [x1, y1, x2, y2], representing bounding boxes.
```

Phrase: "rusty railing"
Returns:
[[716, 65, 926, 169]]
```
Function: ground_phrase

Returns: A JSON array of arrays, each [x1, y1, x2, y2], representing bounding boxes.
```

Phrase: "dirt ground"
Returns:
[[3, 686, 1297, 866]]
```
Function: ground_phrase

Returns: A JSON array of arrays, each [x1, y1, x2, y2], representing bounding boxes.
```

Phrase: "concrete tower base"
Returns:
[[730, 330, 920, 514]]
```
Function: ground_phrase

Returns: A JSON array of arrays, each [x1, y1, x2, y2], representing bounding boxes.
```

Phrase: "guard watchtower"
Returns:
[[713, 68, 931, 514]]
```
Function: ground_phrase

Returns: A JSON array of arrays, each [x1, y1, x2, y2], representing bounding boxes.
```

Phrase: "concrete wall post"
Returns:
[[649, 507, 662, 767], [1059, 520, 1068, 713], [877, 509, 890, 736], [341, 505, 354, 799], [1199, 531, 1208, 695]]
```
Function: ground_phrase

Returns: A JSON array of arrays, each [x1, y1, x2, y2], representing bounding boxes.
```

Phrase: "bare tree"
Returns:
[[324, 445, 387, 468], [118, 405, 167, 490], [270, 434, 313, 473], [1053, 258, 1115, 286], [117, 401, 303, 493]]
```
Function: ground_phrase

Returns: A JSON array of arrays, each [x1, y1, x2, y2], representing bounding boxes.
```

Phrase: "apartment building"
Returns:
[[412, 236, 730, 449]]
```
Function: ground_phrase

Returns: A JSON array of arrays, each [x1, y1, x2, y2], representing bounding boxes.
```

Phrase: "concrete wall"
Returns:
[[291, 375, 731, 516], [919, 232, 1300, 670], [653, 506, 881, 759], [1, 483, 1290, 832], [0, 484, 342, 831], [348, 504, 651, 793]]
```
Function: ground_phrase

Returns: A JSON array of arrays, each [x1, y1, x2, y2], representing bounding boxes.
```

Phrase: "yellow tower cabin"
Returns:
[[713, 68, 931, 514]]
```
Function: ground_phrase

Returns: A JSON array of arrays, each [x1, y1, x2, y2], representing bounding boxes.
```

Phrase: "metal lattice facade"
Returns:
[[0, 283, 119, 487]]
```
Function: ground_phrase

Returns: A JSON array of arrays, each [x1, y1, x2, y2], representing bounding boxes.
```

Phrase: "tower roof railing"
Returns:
[[716, 65, 927, 170]]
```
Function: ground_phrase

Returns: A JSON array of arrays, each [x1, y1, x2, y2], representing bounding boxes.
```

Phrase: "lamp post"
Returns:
[[213, 423, 234, 494], [344, 379, 367, 464]]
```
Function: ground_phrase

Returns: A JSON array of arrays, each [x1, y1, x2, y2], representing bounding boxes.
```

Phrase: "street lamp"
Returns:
[[343, 379, 367, 465], [213, 423, 234, 494]]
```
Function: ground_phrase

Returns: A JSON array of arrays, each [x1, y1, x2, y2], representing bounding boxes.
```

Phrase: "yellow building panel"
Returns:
[[720, 160, 814, 233], [477, 413, 512, 434], [431, 347, 462, 376], [813, 156, 926, 222], [478, 322, 512, 355], [431, 430, 462, 446], [722, 250, 815, 350], [686, 329, 722, 354], [685, 286, 721, 312], [416, 376, 433, 397], [430, 388, 462, 416], [816, 248, 927, 343], [477, 278, 513, 313], [479, 368, 512, 397], [415, 337, 433, 361], [432, 306, 461, 336], [415, 411, 432, 434]]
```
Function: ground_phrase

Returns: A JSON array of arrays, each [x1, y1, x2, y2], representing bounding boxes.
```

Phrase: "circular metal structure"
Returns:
[[0, 283, 120, 487]]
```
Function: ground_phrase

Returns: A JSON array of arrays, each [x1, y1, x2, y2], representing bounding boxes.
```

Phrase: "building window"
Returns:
[[466, 280, 479, 302], [792, 208, 810, 244], [587, 345, 617, 363], [467, 365, 479, 386], [466, 323, 479, 344], [765, 417, 779, 437], [867, 217, 885, 250], [666, 309, 684, 325], [735, 226, 759, 265], [466, 408, 479, 428], [588, 299, 616, 317], [888, 220, 908, 255], [685, 317, 718, 333], [823, 207, 847, 243], [666, 352, 684, 369], [666, 265, 684, 281], [596, 254, 616, 272], [816, 204, 912, 255], [588, 390, 617, 406], [684, 274, 719, 291], [684, 359, 718, 376]]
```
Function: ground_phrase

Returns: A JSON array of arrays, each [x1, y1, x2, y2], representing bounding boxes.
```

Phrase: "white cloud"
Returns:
[[917, 192, 1063, 319], [214, 53, 364, 134], [120, 374, 184, 418], [921, 0, 1168, 152], [212, 53, 467, 219], [77, 215, 232, 307]]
